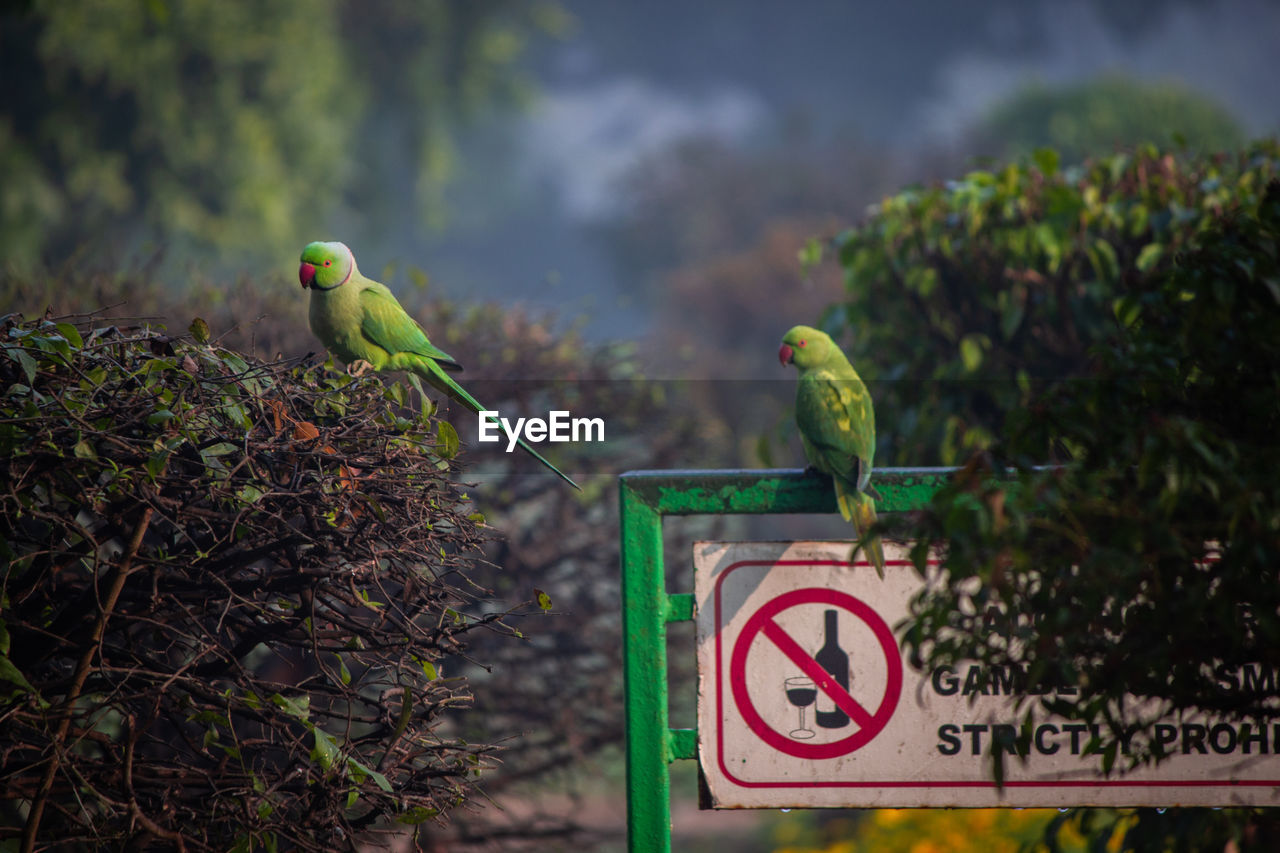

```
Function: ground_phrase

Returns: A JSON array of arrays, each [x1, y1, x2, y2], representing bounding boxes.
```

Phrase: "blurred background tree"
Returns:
[[972, 76, 1246, 164], [0, 0, 566, 268]]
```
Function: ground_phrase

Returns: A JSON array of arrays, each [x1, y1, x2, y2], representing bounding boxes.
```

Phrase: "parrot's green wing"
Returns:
[[796, 371, 875, 493], [359, 288, 462, 371]]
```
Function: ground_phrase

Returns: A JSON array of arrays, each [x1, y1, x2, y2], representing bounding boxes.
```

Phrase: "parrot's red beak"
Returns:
[[299, 262, 316, 289], [778, 343, 794, 366]]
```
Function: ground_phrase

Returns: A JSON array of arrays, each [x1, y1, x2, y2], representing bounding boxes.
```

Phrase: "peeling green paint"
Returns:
[[619, 467, 952, 852]]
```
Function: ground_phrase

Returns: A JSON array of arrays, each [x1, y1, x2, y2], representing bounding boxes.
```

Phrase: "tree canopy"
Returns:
[[815, 140, 1280, 849], [0, 0, 565, 267], [974, 76, 1246, 165]]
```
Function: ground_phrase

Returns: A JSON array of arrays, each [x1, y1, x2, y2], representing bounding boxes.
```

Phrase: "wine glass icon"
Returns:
[[784, 676, 817, 739]]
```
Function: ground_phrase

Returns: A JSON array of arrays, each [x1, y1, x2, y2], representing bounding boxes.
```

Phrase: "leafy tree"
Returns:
[[0, 0, 563, 266], [973, 75, 1245, 165], [0, 314, 511, 850], [820, 140, 1279, 467], [806, 141, 1280, 850], [902, 177, 1280, 851]]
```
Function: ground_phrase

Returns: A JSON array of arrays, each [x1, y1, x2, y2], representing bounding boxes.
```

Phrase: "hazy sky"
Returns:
[[411, 0, 1280, 337]]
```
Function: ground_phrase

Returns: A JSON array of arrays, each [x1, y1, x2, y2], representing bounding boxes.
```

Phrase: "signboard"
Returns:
[[695, 540, 1280, 809]]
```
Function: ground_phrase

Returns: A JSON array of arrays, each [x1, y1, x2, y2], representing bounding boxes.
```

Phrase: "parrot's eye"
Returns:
[[323, 260, 332, 267], [798, 339, 807, 347]]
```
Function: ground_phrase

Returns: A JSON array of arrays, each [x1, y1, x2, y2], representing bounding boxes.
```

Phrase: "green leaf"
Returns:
[[200, 442, 238, 459], [73, 439, 96, 460], [1091, 238, 1120, 282], [0, 653, 39, 699], [310, 729, 339, 770], [1112, 296, 1142, 329], [270, 693, 310, 721], [534, 588, 553, 611], [406, 372, 426, 402], [1032, 147, 1060, 177], [905, 265, 939, 297], [189, 317, 211, 344], [959, 335, 985, 373], [998, 288, 1026, 340], [238, 484, 266, 504], [397, 806, 440, 825], [797, 237, 824, 271], [1102, 740, 1118, 775], [436, 420, 459, 459], [1135, 242, 1164, 272], [347, 757, 392, 792], [54, 323, 83, 349], [8, 348, 37, 385], [334, 653, 351, 686], [145, 449, 171, 480], [1035, 223, 1063, 274]]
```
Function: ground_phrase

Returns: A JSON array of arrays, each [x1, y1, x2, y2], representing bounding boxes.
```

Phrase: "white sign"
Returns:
[[694, 540, 1280, 809]]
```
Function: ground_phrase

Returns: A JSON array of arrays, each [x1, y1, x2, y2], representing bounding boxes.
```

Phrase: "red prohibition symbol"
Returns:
[[729, 587, 903, 759]]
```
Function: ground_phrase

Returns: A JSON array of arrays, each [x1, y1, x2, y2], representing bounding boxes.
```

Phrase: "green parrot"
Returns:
[[779, 325, 885, 576], [299, 240, 579, 490]]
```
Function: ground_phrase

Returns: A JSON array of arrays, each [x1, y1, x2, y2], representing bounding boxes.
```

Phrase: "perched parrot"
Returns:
[[298, 240, 579, 490], [779, 325, 885, 577]]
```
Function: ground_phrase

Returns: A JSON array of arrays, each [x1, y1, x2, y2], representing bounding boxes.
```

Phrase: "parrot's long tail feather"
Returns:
[[418, 358, 581, 491], [835, 479, 886, 579], [481, 413, 581, 490]]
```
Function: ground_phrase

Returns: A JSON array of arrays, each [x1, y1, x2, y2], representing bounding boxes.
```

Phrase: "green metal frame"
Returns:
[[618, 467, 951, 853]]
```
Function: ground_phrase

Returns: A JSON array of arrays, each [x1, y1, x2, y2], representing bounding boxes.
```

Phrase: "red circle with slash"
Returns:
[[729, 587, 903, 759]]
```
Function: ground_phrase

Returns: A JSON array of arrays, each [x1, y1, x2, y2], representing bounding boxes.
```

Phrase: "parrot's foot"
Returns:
[[348, 359, 375, 377]]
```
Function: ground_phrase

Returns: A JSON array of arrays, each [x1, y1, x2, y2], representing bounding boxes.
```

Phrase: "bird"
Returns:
[[779, 325, 885, 576], [298, 240, 579, 490]]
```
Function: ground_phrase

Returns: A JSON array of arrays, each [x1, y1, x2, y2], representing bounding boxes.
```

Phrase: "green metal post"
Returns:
[[619, 468, 952, 853], [619, 476, 672, 852]]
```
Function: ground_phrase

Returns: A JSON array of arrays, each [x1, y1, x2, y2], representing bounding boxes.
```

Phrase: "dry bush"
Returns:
[[1, 265, 732, 848], [0, 313, 520, 851]]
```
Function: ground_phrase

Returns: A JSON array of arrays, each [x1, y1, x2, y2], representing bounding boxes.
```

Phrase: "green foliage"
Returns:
[[0, 260, 725, 845], [900, 180, 1280, 848], [0, 0, 561, 266], [826, 140, 1280, 467], [976, 75, 1246, 165], [0, 313, 512, 849]]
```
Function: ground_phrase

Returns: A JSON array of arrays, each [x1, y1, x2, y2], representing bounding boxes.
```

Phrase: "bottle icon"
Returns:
[[814, 609, 851, 729]]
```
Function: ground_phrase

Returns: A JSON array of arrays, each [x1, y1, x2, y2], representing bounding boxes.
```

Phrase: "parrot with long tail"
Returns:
[[299, 240, 579, 490], [779, 325, 885, 576]]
